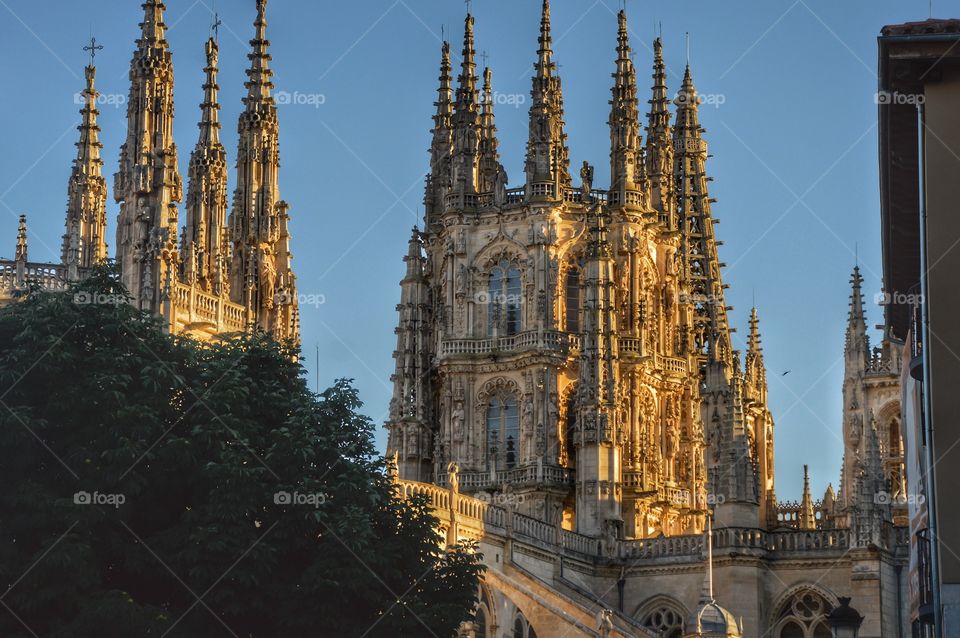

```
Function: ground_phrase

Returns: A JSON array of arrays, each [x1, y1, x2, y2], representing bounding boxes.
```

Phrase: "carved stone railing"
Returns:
[[394, 479, 884, 564], [173, 282, 246, 334], [438, 464, 574, 490], [655, 353, 688, 375], [440, 330, 580, 357], [0, 260, 69, 294]]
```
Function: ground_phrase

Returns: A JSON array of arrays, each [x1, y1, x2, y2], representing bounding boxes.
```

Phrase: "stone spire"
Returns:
[[646, 38, 674, 226], [478, 67, 506, 197], [63, 64, 108, 277], [182, 38, 229, 295], [608, 10, 646, 212], [386, 228, 434, 482], [425, 41, 454, 223], [674, 65, 731, 366], [229, 0, 299, 342], [840, 266, 869, 509], [450, 14, 481, 200], [744, 308, 767, 400], [575, 205, 622, 536], [799, 465, 816, 530], [524, 0, 571, 200], [114, 0, 183, 314]]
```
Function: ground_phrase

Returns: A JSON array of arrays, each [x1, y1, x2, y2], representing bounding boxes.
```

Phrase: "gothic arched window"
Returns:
[[475, 607, 489, 638], [488, 259, 522, 336], [512, 612, 536, 638], [641, 606, 684, 638], [565, 267, 582, 333], [487, 395, 519, 470], [774, 589, 834, 638]]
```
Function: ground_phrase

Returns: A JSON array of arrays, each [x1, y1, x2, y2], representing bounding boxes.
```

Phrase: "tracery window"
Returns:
[[488, 259, 522, 336], [774, 589, 834, 638], [487, 395, 519, 470], [641, 606, 683, 638], [512, 612, 536, 638]]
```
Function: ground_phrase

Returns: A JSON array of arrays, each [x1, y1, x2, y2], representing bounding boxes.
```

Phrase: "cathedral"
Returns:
[[386, 2, 909, 636], [0, 0, 299, 343]]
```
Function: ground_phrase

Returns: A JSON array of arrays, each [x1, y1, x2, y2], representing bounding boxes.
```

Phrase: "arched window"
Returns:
[[774, 589, 835, 638], [512, 612, 536, 638], [487, 395, 519, 470], [475, 607, 488, 638], [488, 260, 522, 336], [513, 617, 525, 638], [565, 267, 582, 333], [641, 606, 684, 638]]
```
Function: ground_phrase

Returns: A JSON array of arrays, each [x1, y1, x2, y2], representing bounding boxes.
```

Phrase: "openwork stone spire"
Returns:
[[15, 214, 27, 263], [63, 64, 108, 275], [608, 10, 646, 211], [425, 41, 454, 223], [478, 67, 506, 196], [646, 38, 674, 226], [451, 14, 481, 199], [674, 65, 731, 365], [183, 38, 228, 295], [525, 0, 571, 199], [114, 0, 183, 311], [229, 0, 299, 342]]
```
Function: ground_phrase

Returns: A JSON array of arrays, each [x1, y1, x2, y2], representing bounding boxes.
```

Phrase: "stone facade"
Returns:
[[386, 2, 908, 637], [0, 0, 298, 344]]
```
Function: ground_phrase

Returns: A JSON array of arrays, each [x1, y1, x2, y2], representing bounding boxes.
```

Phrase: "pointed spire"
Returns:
[[15, 214, 27, 263], [799, 465, 816, 530], [478, 67, 506, 195], [138, 0, 168, 49], [646, 37, 674, 225], [846, 266, 868, 352], [426, 41, 454, 222], [609, 10, 646, 211], [183, 38, 229, 295], [450, 14, 482, 200], [199, 38, 222, 146], [525, 0, 571, 198], [245, 0, 274, 104], [404, 227, 425, 281], [63, 63, 108, 271], [823, 482, 836, 513], [674, 63, 731, 366], [700, 515, 715, 603]]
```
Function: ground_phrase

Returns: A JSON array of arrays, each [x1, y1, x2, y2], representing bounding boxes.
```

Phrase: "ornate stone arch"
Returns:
[[477, 377, 521, 470], [769, 584, 839, 638], [471, 581, 498, 638], [634, 594, 687, 638]]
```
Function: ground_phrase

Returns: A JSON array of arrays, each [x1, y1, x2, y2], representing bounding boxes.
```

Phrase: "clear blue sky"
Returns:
[[0, 0, 937, 500]]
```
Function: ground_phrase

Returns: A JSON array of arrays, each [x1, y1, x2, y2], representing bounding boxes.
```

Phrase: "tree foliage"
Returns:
[[0, 267, 483, 637]]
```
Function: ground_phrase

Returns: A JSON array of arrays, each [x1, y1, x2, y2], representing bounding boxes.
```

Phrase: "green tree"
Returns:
[[0, 267, 482, 637]]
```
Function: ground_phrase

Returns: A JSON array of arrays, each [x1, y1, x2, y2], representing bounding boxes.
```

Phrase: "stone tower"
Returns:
[[228, 0, 299, 342], [114, 0, 183, 315], [386, 3, 777, 539]]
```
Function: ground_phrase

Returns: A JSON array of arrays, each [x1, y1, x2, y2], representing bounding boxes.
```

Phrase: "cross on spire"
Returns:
[[211, 12, 223, 41], [83, 36, 103, 66], [480, 50, 489, 68], [465, 0, 472, 14]]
